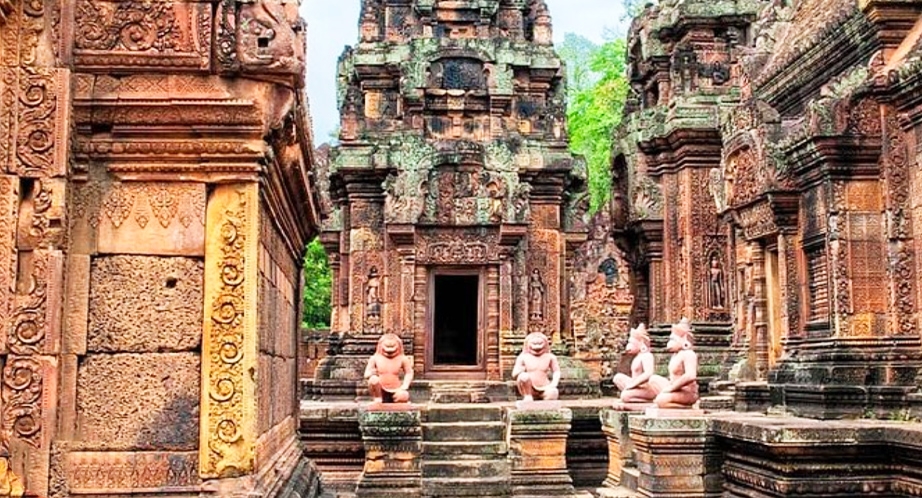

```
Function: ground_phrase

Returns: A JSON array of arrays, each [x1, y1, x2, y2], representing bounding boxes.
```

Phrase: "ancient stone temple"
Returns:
[[612, 0, 922, 419], [0, 1, 321, 496], [314, 0, 607, 397]]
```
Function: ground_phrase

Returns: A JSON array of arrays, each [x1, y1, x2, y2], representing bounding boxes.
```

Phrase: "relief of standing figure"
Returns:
[[707, 254, 726, 309], [529, 269, 545, 323]]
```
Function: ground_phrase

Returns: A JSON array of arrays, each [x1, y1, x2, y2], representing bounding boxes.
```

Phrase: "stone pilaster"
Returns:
[[357, 408, 422, 497], [201, 183, 260, 478], [630, 415, 722, 498], [599, 408, 640, 488], [507, 406, 576, 497]]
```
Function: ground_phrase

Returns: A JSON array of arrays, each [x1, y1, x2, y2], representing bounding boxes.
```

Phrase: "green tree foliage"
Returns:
[[560, 35, 629, 211], [302, 238, 332, 329]]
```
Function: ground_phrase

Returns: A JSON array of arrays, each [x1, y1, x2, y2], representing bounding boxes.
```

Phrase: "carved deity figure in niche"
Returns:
[[613, 324, 659, 404], [485, 175, 506, 223], [364, 333, 413, 404], [650, 318, 699, 409], [512, 332, 561, 402], [365, 267, 381, 325], [528, 269, 546, 323], [707, 254, 726, 309]]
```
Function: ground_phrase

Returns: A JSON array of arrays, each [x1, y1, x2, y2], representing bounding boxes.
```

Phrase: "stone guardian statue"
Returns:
[[651, 318, 699, 408], [364, 333, 413, 404], [613, 324, 658, 403], [512, 332, 561, 402]]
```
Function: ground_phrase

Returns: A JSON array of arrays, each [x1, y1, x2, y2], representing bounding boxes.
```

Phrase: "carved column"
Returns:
[[749, 245, 769, 378]]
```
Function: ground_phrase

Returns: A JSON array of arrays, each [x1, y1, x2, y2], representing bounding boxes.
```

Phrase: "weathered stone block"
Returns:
[[88, 256, 203, 353], [630, 415, 721, 498], [600, 407, 641, 488], [507, 406, 576, 497], [357, 408, 422, 497], [76, 353, 200, 450]]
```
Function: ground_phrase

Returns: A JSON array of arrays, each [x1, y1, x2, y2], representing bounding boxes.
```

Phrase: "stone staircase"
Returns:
[[421, 405, 511, 497]]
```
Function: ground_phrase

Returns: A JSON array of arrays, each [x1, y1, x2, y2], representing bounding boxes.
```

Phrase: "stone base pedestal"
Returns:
[[507, 406, 576, 497], [356, 408, 422, 497], [631, 414, 721, 498], [600, 407, 643, 488]]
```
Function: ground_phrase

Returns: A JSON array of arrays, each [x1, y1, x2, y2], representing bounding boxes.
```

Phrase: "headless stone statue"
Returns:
[[364, 333, 413, 404], [650, 318, 699, 409], [512, 332, 561, 402], [613, 324, 658, 404]]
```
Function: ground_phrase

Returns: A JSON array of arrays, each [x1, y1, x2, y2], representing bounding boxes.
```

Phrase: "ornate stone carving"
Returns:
[[201, 184, 258, 477], [364, 267, 382, 329], [0, 68, 69, 178], [528, 269, 546, 325], [75, 0, 179, 52], [216, 0, 305, 78], [63, 452, 199, 493], [73, 0, 211, 70], [706, 253, 726, 310], [2, 356, 42, 447]]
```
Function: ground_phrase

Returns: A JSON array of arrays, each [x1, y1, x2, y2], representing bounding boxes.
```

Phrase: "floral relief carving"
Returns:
[[202, 186, 257, 477], [75, 0, 180, 52], [1, 356, 42, 447], [102, 183, 136, 229], [1, 68, 67, 178], [72, 0, 211, 69], [148, 185, 180, 228]]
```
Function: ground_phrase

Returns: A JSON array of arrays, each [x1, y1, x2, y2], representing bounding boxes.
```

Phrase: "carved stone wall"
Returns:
[[613, 0, 922, 417], [0, 0, 321, 495]]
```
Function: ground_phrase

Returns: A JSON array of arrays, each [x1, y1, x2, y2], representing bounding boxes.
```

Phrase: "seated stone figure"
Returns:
[[651, 318, 699, 409], [364, 333, 413, 404], [512, 332, 561, 402], [613, 324, 658, 403]]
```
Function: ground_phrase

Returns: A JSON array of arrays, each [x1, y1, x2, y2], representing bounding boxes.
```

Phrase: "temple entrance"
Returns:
[[427, 270, 484, 376]]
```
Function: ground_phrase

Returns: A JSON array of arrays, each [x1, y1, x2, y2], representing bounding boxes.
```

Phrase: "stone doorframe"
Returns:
[[424, 266, 488, 379]]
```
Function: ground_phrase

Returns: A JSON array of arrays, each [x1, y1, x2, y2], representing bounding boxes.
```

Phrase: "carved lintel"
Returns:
[[201, 183, 259, 478]]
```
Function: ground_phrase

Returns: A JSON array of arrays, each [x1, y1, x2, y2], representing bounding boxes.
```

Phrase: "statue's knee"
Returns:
[[516, 372, 531, 384], [393, 390, 410, 403], [368, 376, 381, 387]]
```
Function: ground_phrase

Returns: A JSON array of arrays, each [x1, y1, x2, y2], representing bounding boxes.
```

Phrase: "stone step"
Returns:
[[422, 459, 510, 479], [424, 405, 506, 424], [423, 421, 506, 442], [621, 466, 639, 491], [421, 476, 511, 497], [596, 487, 640, 498], [422, 440, 508, 458]]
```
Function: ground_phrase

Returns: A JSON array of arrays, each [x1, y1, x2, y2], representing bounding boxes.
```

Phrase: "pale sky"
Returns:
[[300, 1, 628, 143]]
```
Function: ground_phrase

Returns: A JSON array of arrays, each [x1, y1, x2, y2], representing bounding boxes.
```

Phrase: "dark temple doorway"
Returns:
[[431, 273, 481, 369]]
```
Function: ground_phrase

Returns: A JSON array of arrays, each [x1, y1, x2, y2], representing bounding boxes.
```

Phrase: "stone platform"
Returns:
[[301, 398, 617, 497], [301, 397, 922, 497]]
